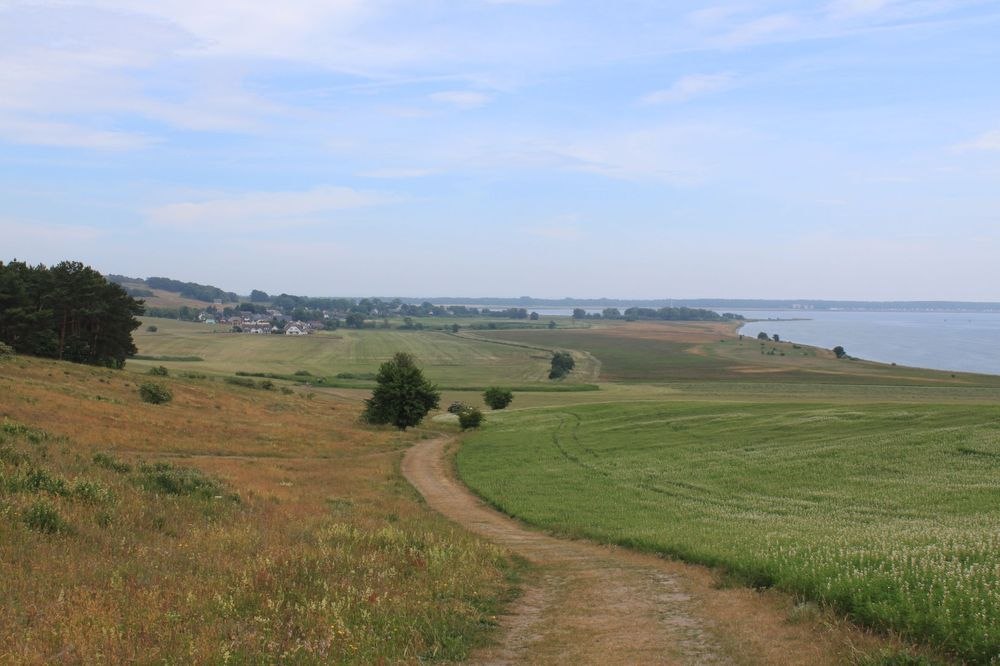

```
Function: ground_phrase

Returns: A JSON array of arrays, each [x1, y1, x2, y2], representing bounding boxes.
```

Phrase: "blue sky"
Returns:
[[3, 0, 999, 299]]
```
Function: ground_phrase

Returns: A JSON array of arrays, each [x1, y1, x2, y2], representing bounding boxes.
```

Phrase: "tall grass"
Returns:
[[0, 357, 514, 662]]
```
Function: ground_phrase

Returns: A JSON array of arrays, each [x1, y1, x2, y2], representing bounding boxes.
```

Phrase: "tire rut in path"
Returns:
[[401, 436, 732, 665]]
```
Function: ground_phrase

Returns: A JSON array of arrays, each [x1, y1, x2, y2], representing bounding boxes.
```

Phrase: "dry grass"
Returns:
[[0, 357, 514, 663]]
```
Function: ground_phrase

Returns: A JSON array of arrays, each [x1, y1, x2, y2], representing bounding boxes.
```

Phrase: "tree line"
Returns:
[[1, 261, 144, 367]]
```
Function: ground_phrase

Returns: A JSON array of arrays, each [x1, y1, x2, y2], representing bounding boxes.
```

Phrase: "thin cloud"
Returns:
[[641, 73, 735, 105], [953, 129, 1000, 152], [0, 115, 152, 150], [147, 186, 391, 230], [429, 91, 493, 109]]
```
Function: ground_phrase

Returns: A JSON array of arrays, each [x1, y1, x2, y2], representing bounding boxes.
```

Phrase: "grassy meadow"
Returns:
[[0, 355, 515, 663], [5, 313, 1000, 662], [132, 317, 600, 388], [457, 324, 1000, 663]]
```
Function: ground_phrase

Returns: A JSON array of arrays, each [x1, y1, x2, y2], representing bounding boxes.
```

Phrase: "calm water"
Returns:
[[737, 310, 1000, 376]]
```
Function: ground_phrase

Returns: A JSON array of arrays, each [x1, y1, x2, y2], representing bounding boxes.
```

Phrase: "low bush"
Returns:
[[136, 461, 225, 500], [0, 342, 15, 361], [447, 401, 467, 414], [148, 365, 169, 376], [23, 499, 71, 534], [483, 387, 513, 410], [458, 407, 484, 430], [93, 452, 131, 474], [139, 382, 173, 405]]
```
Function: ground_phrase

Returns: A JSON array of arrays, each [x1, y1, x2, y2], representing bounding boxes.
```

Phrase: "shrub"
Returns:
[[137, 462, 224, 499], [93, 452, 131, 474], [549, 351, 575, 379], [146, 325, 158, 332], [458, 407, 484, 430], [148, 365, 169, 376], [139, 382, 173, 405], [23, 500, 71, 534], [447, 401, 467, 414], [483, 387, 513, 410], [833, 345, 847, 359], [0, 342, 15, 361]]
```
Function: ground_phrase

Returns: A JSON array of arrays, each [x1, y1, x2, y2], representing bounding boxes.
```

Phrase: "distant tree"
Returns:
[[602, 308, 621, 319], [772, 334, 780, 342], [483, 387, 514, 410], [458, 407, 484, 430], [833, 346, 847, 359], [547, 320, 557, 329], [146, 325, 158, 332], [362, 352, 440, 430], [757, 331, 769, 340], [345, 313, 366, 329], [451, 323, 460, 333], [549, 351, 575, 379], [529, 311, 539, 321], [572, 308, 586, 319], [250, 289, 269, 303]]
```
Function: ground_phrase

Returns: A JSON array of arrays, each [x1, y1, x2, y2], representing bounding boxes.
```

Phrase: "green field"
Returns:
[[458, 401, 1000, 661], [132, 317, 600, 388], [81, 317, 1000, 660], [476, 325, 1000, 387]]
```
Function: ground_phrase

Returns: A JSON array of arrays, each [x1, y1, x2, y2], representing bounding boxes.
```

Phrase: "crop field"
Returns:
[[132, 317, 600, 388], [458, 400, 1000, 662], [475, 322, 1000, 387], [0, 356, 514, 662]]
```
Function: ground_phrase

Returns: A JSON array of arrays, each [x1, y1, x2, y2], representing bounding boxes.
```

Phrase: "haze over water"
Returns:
[[738, 310, 1000, 376]]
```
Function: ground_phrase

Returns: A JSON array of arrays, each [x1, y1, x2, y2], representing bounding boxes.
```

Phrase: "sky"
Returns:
[[2, 0, 999, 300]]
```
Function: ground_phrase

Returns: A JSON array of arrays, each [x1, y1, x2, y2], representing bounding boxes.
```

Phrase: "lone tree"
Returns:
[[549, 351, 575, 379], [757, 331, 769, 340], [363, 352, 440, 430], [483, 386, 513, 410], [833, 345, 847, 359]]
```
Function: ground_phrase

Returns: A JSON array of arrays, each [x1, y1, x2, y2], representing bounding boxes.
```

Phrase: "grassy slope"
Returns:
[[457, 321, 1000, 662], [0, 355, 514, 663]]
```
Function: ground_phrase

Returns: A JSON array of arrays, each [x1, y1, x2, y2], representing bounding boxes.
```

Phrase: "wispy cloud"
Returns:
[[714, 13, 800, 48], [358, 167, 436, 179], [0, 115, 152, 150], [826, 0, 896, 20], [147, 186, 392, 230], [429, 91, 493, 109], [954, 129, 1000, 152], [641, 73, 735, 105]]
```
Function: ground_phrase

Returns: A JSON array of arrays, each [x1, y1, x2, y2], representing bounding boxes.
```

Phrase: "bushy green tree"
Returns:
[[549, 351, 575, 379], [833, 345, 847, 359], [483, 387, 513, 410], [363, 353, 440, 430]]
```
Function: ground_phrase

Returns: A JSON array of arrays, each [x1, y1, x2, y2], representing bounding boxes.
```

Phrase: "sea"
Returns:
[[736, 310, 1000, 377]]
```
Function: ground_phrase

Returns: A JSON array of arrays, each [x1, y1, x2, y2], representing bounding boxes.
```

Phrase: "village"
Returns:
[[196, 307, 328, 336]]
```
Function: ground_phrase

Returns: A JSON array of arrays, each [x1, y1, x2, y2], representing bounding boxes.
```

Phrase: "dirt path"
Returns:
[[402, 436, 901, 665], [403, 436, 733, 664]]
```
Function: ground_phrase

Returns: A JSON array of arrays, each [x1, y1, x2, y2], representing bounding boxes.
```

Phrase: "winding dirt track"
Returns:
[[402, 436, 733, 665]]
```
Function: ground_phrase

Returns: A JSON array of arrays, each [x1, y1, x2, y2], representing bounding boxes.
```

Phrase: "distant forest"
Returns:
[[108, 275, 239, 303], [1, 261, 144, 367]]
